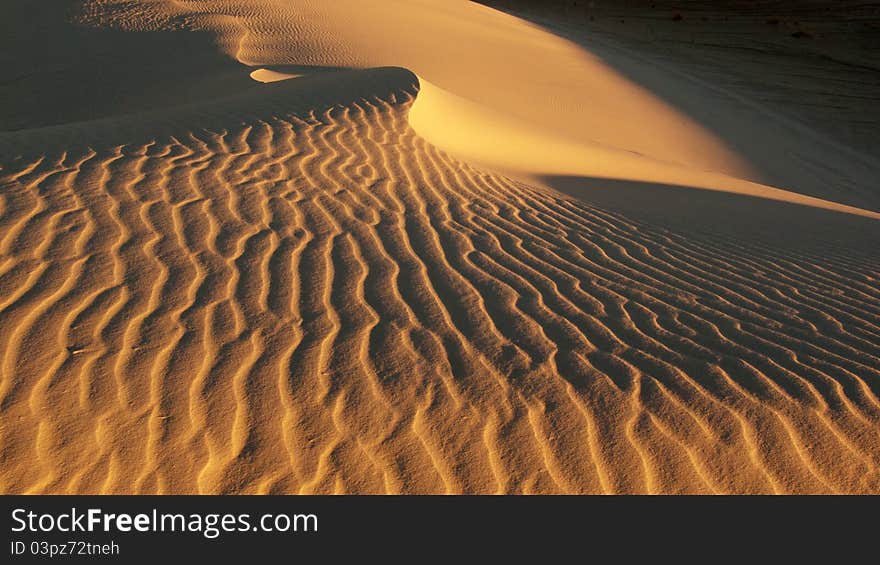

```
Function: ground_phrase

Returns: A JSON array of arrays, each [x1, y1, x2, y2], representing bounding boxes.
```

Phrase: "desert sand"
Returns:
[[0, 0, 878, 494]]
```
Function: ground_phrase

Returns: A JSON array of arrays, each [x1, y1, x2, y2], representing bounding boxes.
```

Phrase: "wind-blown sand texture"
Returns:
[[1, 0, 878, 494]]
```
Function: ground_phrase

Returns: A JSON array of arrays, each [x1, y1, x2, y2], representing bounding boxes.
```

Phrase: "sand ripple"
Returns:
[[1, 71, 878, 493]]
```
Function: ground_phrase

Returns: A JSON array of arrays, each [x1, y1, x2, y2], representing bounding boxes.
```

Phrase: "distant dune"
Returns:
[[0, 0, 878, 494]]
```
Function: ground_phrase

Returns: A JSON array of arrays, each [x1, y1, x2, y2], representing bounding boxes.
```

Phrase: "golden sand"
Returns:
[[0, 0, 878, 494]]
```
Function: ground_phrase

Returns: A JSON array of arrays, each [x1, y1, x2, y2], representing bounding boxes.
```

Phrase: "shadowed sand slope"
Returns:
[[0, 0, 878, 493]]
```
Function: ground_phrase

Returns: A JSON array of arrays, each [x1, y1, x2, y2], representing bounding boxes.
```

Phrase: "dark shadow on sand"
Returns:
[[544, 174, 880, 257], [474, 1, 880, 213]]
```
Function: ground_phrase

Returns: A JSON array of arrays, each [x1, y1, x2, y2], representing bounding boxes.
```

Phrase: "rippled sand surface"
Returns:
[[1, 0, 878, 493]]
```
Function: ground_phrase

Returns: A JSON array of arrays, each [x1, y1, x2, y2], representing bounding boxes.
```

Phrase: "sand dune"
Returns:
[[0, 0, 878, 493]]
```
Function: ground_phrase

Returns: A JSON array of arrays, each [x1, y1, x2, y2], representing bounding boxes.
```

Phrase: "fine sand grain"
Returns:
[[0, 0, 878, 494]]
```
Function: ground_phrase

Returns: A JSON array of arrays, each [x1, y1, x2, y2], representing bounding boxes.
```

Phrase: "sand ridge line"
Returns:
[[0, 0, 879, 494]]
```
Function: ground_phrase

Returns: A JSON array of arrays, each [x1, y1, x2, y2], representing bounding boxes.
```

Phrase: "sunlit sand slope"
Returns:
[[155, 0, 880, 210], [0, 0, 878, 493], [2, 76, 879, 493]]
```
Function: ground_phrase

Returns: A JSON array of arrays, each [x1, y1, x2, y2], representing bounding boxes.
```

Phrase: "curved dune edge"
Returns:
[[0, 1, 878, 494], [249, 68, 302, 83], [162, 0, 759, 180], [408, 77, 880, 220], [243, 66, 880, 221]]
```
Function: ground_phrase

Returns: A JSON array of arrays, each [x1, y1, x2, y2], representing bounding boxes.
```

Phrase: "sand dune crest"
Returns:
[[0, 0, 878, 494]]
